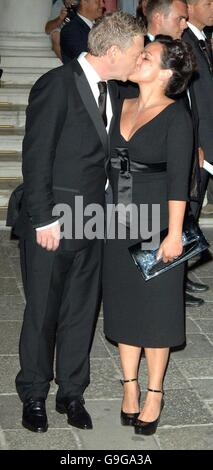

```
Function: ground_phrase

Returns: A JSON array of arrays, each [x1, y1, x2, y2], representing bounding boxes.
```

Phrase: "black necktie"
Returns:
[[198, 39, 213, 74], [98, 81, 108, 127]]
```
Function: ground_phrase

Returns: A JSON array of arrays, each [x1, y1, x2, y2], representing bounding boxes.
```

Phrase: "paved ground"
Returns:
[[0, 229, 213, 451]]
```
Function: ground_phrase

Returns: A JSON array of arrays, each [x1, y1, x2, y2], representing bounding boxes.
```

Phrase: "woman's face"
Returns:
[[128, 42, 165, 84]]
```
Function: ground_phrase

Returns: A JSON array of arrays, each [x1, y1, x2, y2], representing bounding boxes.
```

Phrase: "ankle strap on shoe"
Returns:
[[147, 387, 163, 394], [120, 378, 137, 385]]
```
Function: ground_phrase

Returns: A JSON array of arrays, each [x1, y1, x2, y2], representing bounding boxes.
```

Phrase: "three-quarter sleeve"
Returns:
[[166, 102, 194, 201]]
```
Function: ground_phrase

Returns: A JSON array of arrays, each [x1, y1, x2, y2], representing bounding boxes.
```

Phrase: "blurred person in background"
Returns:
[[136, 0, 148, 27], [45, 0, 77, 60], [60, 0, 105, 63]]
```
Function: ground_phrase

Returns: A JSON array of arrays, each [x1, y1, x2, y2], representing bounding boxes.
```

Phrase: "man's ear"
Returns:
[[107, 45, 120, 63], [153, 11, 163, 28]]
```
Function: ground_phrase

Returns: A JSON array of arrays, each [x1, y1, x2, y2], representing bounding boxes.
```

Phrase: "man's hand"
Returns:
[[198, 147, 205, 168], [36, 222, 60, 251]]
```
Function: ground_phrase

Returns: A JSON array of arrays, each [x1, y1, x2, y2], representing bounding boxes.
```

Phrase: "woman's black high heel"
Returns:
[[120, 378, 141, 426], [134, 387, 164, 435]]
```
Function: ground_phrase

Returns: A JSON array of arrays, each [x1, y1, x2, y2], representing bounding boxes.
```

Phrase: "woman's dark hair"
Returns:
[[154, 35, 197, 96], [136, 0, 148, 28]]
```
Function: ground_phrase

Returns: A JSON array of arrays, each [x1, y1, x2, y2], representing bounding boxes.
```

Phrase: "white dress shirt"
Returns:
[[77, 51, 113, 132], [77, 13, 94, 29], [186, 23, 207, 108], [146, 32, 155, 42], [187, 22, 207, 40], [37, 52, 112, 231]]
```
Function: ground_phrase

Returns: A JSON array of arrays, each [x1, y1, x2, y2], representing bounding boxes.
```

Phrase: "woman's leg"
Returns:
[[139, 347, 169, 422], [119, 343, 141, 413]]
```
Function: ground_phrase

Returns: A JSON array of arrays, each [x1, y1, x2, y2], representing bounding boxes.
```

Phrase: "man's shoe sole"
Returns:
[[22, 419, 48, 433], [186, 286, 209, 293], [185, 299, 204, 307]]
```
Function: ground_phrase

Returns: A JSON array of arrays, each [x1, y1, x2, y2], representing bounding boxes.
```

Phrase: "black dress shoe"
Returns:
[[120, 409, 140, 426], [134, 388, 164, 436], [185, 292, 204, 307], [186, 278, 209, 293], [120, 378, 140, 426], [56, 397, 92, 430], [22, 398, 48, 433]]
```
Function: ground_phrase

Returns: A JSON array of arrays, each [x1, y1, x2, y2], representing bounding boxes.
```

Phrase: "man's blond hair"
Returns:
[[88, 10, 145, 57]]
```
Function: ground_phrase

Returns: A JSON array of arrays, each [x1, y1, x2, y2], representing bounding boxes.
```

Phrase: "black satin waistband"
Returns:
[[110, 147, 167, 227], [111, 156, 167, 173]]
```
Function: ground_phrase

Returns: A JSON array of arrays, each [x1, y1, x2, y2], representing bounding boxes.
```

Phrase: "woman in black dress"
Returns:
[[103, 37, 196, 435]]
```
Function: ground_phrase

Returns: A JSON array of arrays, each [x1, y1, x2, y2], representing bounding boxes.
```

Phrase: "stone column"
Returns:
[[0, 0, 52, 33]]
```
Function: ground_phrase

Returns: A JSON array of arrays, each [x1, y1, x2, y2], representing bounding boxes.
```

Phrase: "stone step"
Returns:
[[0, 103, 26, 111], [199, 218, 213, 228], [0, 104, 26, 127], [1, 54, 60, 85], [1, 56, 61, 69], [1, 47, 56, 58], [0, 151, 22, 162], [0, 176, 22, 190], [2, 70, 52, 85], [0, 32, 56, 57], [0, 128, 24, 151], [0, 189, 12, 221], [0, 84, 31, 105], [0, 160, 22, 176]]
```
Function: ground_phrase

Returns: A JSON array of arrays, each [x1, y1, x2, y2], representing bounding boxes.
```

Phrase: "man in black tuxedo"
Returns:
[[181, 1, 213, 301], [60, 0, 105, 63], [183, 1, 213, 217], [13, 11, 144, 433]]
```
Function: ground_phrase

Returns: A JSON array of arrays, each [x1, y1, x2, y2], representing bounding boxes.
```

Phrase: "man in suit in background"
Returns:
[[45, 0, 75, 60], [184, 0, 213, 217], [145, 0, 188, 42], [181, 1, 213, 300], [13, 11, 144, 434], [60, 0, 105, 63]]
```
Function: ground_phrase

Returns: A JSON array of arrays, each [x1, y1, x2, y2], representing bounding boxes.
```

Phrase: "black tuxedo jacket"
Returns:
[[13, 60, 118, 249], [183, 28, 213, 163], [60, 15, 90, 64]]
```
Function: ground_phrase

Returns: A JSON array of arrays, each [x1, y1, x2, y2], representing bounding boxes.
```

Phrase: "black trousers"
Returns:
[[16, 239, 103, 402]]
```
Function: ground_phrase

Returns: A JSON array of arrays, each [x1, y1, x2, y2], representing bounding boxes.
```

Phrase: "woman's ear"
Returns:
[[159, 68, 173, 84]]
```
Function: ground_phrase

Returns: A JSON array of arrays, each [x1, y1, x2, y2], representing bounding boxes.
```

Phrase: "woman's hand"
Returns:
[[156, 235, 183, 263]]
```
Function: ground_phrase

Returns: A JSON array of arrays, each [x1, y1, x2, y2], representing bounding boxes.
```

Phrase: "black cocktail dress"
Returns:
[[103, 101, 193, 347]]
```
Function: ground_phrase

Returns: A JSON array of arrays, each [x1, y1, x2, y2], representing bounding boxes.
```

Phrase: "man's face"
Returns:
[[159, 0, 188, 38], [113, 35, 144, 82], [84, 0, 105, 20], [189, 0, 213, 28]]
